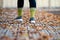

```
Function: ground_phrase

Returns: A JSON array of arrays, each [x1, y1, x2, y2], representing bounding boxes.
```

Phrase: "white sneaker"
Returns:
[[30, 20, 35, 24], [15, 16, 23, 23], [29, 17, 35, 24], [16, 19, 23, 23]]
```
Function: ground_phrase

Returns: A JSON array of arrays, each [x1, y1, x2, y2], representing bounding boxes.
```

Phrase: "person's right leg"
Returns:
[[16, 0, 24, 22]]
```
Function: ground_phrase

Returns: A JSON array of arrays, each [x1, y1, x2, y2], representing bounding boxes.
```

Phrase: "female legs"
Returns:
[[16, 0, 36, 23]]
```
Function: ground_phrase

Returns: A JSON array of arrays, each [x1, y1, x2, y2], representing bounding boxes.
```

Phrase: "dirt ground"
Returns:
[[0, 8, 60, 40]]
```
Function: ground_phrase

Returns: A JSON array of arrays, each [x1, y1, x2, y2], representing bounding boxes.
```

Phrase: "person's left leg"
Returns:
[[29, 0, 36, 23]]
